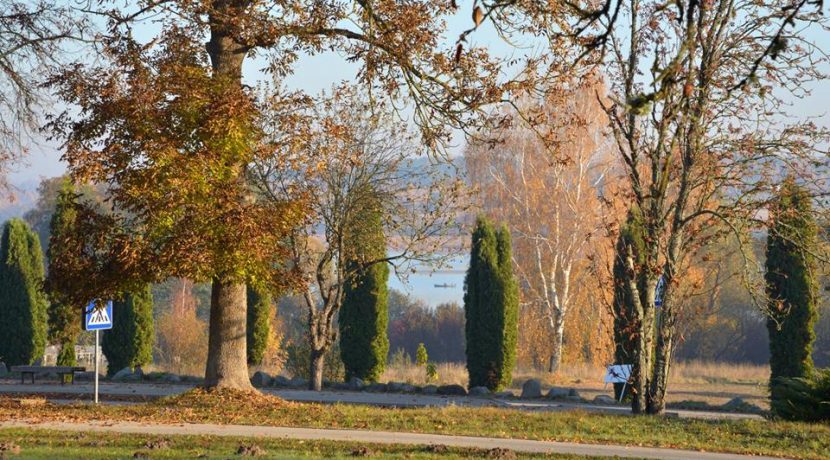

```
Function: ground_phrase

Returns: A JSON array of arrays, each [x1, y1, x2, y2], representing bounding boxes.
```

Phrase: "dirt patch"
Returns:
[[486, 447, 516, 459], [350, 445, 374, 456], [142, 438, 170, 449], [424, 444, 449, 453], [0, 443, 20, 454], [236, 444, 266, 456]]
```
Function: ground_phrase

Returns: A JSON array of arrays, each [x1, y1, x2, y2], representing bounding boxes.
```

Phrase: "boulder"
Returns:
[[568, 388, 581, 398], [111, 367, 134, 381], [422, 384, 439, 395], [272, 375, 291, 387], [469, 386, 490, 396], [387, 381, 407, 393], [437, 384, 467, 396], [593, 395, 617, 405], [347, 377, 365, 391], [164, 373, 182, 383], [546, 387, 569, 399], [332, 382, 350, 390], [400, 384, 417, 393], [289, 377, 308, 388], [134, 366, 145, 378], [365, 383, 388, 392], [251, 371, 272, 388], [494, 391, 514, 398], [520, 379, 543, 398]]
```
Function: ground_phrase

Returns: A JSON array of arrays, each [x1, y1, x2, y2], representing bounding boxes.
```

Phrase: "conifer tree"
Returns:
[[766, 178, 819, 409], [102, 285, 154, 375], [0, 218, 48, 365], [46, 179, 82, 366], [339, 198, 389, 382], [464, 215, 518, 391], [246, 285, 272, 366], [611, 208, 646, 399]]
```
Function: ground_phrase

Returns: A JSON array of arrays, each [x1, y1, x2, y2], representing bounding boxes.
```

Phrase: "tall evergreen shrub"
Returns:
[[0, 219, 48, 366], [46, 179, 83, 366], [464, 215, 518, 391], [611, 207, 646, 399], [339, 199, 389, 382], [765, 178, 819, 412], [102, 285, 154, 375], [247, 285, 272, 366]]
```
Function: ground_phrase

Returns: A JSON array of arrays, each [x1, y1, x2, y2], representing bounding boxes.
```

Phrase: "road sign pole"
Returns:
[[94, 329, 99, 404]]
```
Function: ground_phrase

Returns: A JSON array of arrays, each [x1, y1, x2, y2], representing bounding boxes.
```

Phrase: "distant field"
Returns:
[[382, 361, 770, 409]]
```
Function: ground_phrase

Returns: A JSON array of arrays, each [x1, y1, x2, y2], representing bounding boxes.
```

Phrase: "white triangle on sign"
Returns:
[[88, 307, 111, 326]]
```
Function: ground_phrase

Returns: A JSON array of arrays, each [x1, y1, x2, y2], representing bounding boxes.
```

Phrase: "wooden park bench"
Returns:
[[10, 366, 87, 385]]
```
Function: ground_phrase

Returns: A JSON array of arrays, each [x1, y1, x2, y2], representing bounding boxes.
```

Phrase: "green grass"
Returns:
[[0, 428, 593, 459], [1, 389, 829, 459]]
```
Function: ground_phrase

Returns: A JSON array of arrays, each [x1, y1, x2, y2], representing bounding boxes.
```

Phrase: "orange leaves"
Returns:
[[472, 5, 484, 28]]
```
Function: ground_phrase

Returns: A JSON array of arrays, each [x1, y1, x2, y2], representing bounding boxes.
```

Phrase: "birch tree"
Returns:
[[465, 80, 612, 373]]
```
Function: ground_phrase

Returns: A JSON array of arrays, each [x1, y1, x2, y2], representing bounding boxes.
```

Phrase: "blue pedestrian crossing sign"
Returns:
[[655, 275, 666, 308], [84, 300, 113, 331]]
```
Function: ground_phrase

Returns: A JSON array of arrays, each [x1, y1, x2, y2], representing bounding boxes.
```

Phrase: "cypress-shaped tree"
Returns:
[[0, 218, 48, 366], [46, 179, 83, 366], [246, 285, 273, 366], [339, 198, 389, 382], [766, 178, 819, 409], [495, 222, 519, 390], [464, 215, 518, 391], [102, 285, 154, 375], [611, 207, 646, 399]]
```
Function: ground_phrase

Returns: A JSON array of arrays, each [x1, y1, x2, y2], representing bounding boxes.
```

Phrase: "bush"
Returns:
[[770, 369, 830, 422], [416, 343, 428, 367], [389, 348, 412, 368]]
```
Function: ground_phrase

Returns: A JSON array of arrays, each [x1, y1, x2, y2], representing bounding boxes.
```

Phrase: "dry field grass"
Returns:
[[383, 361, 770, 409]]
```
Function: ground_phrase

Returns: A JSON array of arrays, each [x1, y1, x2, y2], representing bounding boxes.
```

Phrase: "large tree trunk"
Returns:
[[548, 311, 565, 373], [204, 277, 253, 389], [200, 3, 252, 390], [631, 274, 656, 414], [647, 317, 673, 414], [309, 348, 325, 391]]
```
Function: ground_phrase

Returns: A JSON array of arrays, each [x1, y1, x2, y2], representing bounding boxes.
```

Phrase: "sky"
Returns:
[[5, 3, 830, 305]]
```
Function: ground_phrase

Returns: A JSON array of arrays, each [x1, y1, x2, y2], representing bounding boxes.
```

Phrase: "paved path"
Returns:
[[0, 381, 763, 421], [0, 420, 783, 460]]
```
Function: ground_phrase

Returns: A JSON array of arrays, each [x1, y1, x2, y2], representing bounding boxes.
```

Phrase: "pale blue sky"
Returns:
[[6, 6, 830, 306]]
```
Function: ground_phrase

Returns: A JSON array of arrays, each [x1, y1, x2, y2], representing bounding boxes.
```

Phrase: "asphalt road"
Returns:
[[0, 380, 763, 420], [0, 420, 783, 460]]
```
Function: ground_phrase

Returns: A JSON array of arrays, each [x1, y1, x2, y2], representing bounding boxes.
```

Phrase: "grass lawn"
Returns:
[[0, 428, 596, 459], [0, 389, 828, 459]]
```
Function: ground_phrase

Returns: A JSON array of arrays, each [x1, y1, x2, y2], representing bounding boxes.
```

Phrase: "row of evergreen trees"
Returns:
[[0, 180, 156, 375], [1, 181, 520, 391]]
